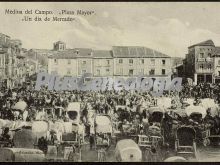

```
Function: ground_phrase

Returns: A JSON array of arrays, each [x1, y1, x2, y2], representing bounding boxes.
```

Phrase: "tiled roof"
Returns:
[[112, 46, 170, 58], [188, 40, 215, 48], [48, 48, 93, 59], [93, 50, 113, 58], [48, 46, 170, 59], [54, 41, 65, 44], [29, 49, 54, 54], [212, 47, 220, 57]]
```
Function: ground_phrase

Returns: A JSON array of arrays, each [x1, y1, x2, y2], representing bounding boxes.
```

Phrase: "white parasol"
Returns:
[[95, 115, 112, 133], [183, 98, 194, 106], [185, 105, 207, 118], [200, 98, 219, 117], [157, 97, 172, 109], [13, 101, 27, 111]]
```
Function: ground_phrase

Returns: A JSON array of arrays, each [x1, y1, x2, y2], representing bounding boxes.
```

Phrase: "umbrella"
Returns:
[[200, 98, 218, 109], [183, 98, 194, 106], [157, 97, 172, 109], [185, 105, 206, 118], [13, 101, 27, 111]]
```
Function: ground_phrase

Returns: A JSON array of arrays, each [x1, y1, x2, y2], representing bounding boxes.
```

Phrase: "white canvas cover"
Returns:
[[157, 97, 172, 109], [200, 98, 219, 117], [185, 105, 206, 118], [13, 101, 27, 111], [0, 119, 12, 128], [0, 148, 45, 162], [63, 122, 72, 133], [115, 139, 142, 162], [95, 115, 112, 133], [32, 121, 49, 139], [67, 102, 80, 112], [183, 98, 194, 106], [200, 98, 218, 109]]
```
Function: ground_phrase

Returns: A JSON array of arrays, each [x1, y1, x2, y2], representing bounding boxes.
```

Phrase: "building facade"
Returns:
[[112, 46, 171, 77], [0, 33, 30, 88], [48, 42, 172, 79], [93, 50, 113, 77], [213, 47, 220, 83], [185, 40, 215, 85]]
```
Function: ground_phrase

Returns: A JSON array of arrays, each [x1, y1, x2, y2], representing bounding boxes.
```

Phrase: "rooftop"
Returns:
[[112, 46, 170, 58], [212, 47, 220, 57], [54, 41, 65, 44], [49, 48, 93, 59], [188, 40, 215, 48], [48, 46, 170, 59], [93, 50, 113, 58]]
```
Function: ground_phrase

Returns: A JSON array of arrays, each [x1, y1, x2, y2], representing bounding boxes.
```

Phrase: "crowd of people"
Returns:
[[0, 80, 220, 160]]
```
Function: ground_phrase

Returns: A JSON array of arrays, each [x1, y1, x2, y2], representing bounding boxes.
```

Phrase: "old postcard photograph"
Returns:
[[0, 2, 220, 162]]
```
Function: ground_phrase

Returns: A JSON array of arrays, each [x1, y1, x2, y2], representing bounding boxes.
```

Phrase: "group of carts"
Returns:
[[0, 96, 219, 162]]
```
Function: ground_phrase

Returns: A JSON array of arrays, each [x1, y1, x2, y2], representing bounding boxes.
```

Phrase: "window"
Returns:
[[162, 69, 166, 75], [199, 64, 204, 69], [107, 60, 110, 65], [67, 69, 71, 75], [54, 59, 58, 64], [200, 53, 204, 58], [119, 68, 123, 75], [162, 59, 166, 65], [67, 59, 71, 64], [149, 69, 155, 75], [129, 59, 133, 64], [208, 53, 212, 58], [208, 64, 212, 69], [119, 59, 123, 64], [141, 59, 144, 64], [82, 70, 86, 74], [151, 59, 155, 65], [106, 68, 110, 73], [97, 69, 100, 76], [129, 69, 134, 76], [82, 61, 86, 65]]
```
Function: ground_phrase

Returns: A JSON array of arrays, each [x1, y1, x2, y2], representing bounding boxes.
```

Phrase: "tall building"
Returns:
[[185, 40, 215, 84], [27, 41, 67, 72], [48, 42, 172, 79], [53, 41, 66, 51], [93, 50, 113, 77], [212, 47, 220, 83], [48, 49, 78, 76], [112, 46, 171, 77]]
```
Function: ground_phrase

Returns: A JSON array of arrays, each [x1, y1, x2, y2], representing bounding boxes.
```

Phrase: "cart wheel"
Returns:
[[206, 138, 210, 146], [174, 140, 178, 152], [203, 138, 208, 147], [193, 141, 197, 158]]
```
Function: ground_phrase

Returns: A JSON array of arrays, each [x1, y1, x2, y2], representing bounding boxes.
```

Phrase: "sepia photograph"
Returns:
[[0, 2, 220, 162]]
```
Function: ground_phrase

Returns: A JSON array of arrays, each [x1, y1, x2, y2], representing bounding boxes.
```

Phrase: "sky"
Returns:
[[1, 2, 220, 58]]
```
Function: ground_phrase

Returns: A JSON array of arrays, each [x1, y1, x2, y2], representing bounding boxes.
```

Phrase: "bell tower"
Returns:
[[53, 41, 66, 51]]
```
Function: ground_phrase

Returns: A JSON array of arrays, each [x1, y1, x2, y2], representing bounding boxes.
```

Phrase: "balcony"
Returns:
[[196, 68, 213, 73], [197, 58, 213, 62]]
